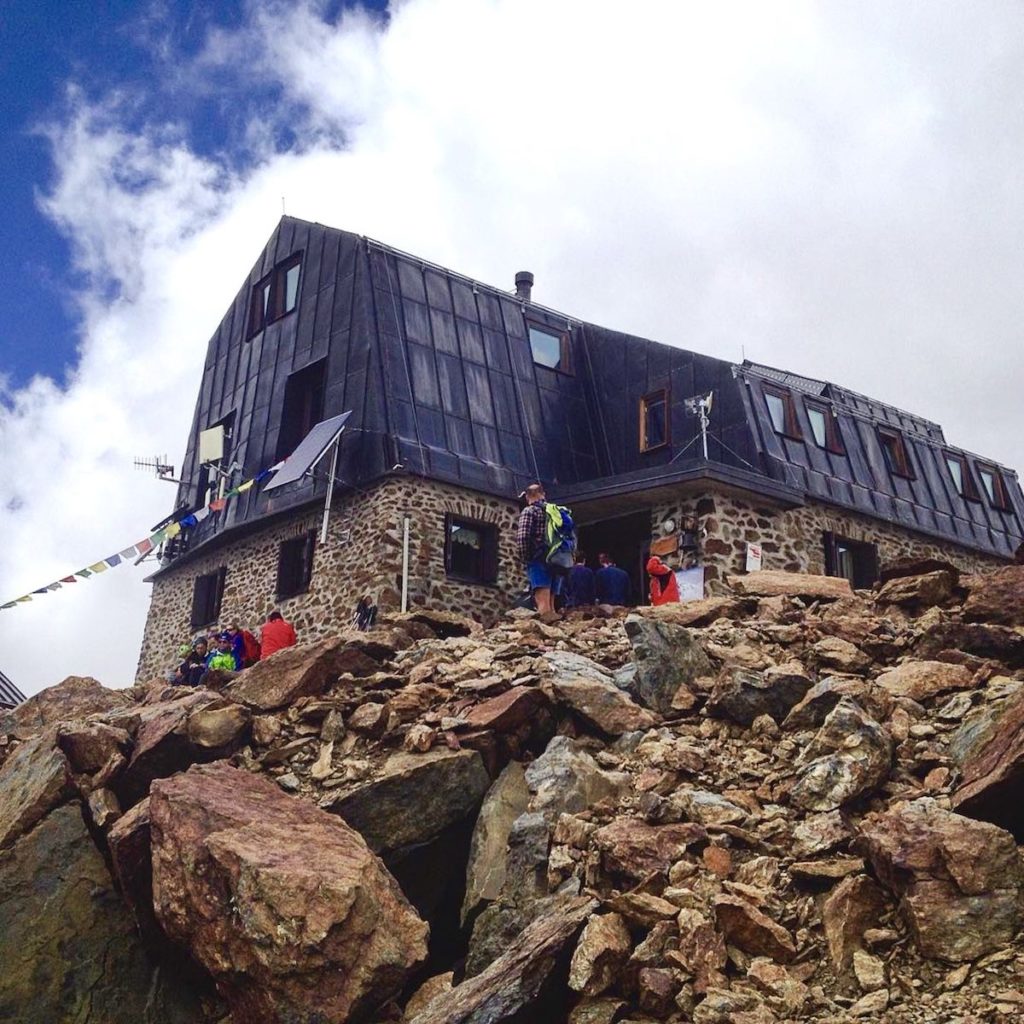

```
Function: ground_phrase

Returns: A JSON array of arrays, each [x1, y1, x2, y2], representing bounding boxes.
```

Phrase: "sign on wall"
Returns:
[[745, 543, 763, 572], [675, 566, 705, 602]]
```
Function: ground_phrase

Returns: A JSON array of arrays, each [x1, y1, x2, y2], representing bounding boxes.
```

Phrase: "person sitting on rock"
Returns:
[[353, 596, 377, 632], [229, 621, 261, 668], [260, 610, 298, 659], [205, 632, 239, 673], [646, 555, 680, 606], [177, 638, 209, 686]]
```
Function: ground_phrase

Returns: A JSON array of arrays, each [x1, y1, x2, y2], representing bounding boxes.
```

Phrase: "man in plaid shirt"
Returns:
[[517, 482, 556, 616]]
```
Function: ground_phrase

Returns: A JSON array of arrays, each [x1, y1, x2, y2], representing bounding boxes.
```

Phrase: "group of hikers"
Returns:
[[172, 611, 297, 686], [516, 482, 683, 619]]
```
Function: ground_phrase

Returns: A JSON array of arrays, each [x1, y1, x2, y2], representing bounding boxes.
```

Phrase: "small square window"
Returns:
[[640, 389, 669, 452], [276, 359, 326, 462], [276, 530, 316, 600], [877, 428, 915, 479], [945, 453, 979, 501], [823, 533, 878, 589], [976, 464, 1011, 510], [191, 567, 226, 629], [247, 252, 303, 338], [528, 324, 571, 373], [763, 386, 801, 439], [805, 402, 844, 454], [444, 514, 499, 584]]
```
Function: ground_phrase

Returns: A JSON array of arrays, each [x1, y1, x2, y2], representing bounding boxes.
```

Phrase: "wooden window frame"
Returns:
[[877, 428, 915, 479], [823, 532, 878, 589], [275, 358, 327, 463], [763, 385, 802, 440], [247, 251, 304, 339], [945, 453, 980, 502], [976, 463, 1012, 511], [805, 401, 845, 455], [276, 530, 316, 600], [444, 513, 499, 585], [526, 321, 572, 375], [190, 567, 227, 629], [640, 388, 670, 453]]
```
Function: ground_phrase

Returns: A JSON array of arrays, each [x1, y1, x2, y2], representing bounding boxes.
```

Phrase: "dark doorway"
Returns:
[[823, 532, 879, 589], [577, 509, 652, 607]]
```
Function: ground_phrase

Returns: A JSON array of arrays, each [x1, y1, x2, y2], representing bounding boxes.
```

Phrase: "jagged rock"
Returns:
[[789, 699, 892, 812], [638, 966, 678, 1016], [875, 570, 958, 609], [86, 786, 122, 829], [594, 816, 706, 880], [0, 731, 72, 850], [524, 735, 627, 815], [875, 660, 974, 702], [395, 608, 482, 638], [0, 802, 204, 1023], [186, 701, 251, 749], [747, 957, 810, 1016], [714, 895, 796, 963], [707, 665, 812, 726], [150, 761, 428, 1022], [568, 912, 631, 997], [821, 874, 888, 972], [405, 972, 454, 1018], [57, 720, 131, 775], [694, 987, 777, 1023], [850, 989, 890, 1015], [0, 675, 130, 740], [853, 949, 886, 991], [408, 897, 596, 1024], [962, 564, 1024, 626], [634, 595, 752, 627], [791, 809, 851, 856], [226, 635, 368, 711], [462, 760, 530, 923], [676, 908, 728, 992], [727, 569, 853, 601], [951, 685, 1024, 836], [606, 890, 679, 925], [107, 797, 159, 940], [539, 651, 658, 735], [327, 747, 491, 855], [568, 996, 628, 1024], [859, 798, 1023, 961], [464, 686, 548, 731], [914, 620, 1024, 667], [623, 615, 713, 714], [349, 701, 390, 736], [674, 787, 748, 826], [789, 856, 865, 882], [783, 676, 893, 730], [813, 636, 870, 673]]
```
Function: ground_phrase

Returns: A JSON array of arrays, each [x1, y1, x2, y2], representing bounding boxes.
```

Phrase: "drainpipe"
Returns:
[[400, 515, 410, 612]]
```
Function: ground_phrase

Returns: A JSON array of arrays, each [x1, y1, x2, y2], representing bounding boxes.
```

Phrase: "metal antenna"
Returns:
[[134, 455, 180, 483]]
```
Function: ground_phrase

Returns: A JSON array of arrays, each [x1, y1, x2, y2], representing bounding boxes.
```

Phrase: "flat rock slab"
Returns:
[[328, 747, 491, 856], [0, 731, 72, 850], [726, 570, 854, 601], [859, 798, 1022, 962], [714, 895, 796, 963], [151, 761, 428, 1023], [594, 816, 706, 880], [962, 565, 1024, 626], [875, 661, 974, 702], [0, 676, 130, 740], [464, 686, 548, 732]]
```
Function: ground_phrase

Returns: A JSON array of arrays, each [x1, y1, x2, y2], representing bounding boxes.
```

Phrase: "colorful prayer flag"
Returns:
[[236, 480, 254, 493], [193, 507, 210, 523], [61, 576, 78, 584], [180, 514, 198, 528], [16, 595, 32, 603], [209, 498, 227, 512], [150, 528, 167, 546], [105, 554, 122, 568], [164, 522, 181, 540], [1, 601, 16, 609], [46, 582, 62, 591], [120, 546, 138, 559], [89, 561, 109, 574], [135, 538, 153, 554], [33, 587, 49, 595], [75, 568, 93, 578]]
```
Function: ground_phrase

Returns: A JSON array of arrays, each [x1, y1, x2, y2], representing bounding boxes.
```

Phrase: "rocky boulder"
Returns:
[[0, 731, 72, 850], [623, 615, 713, 714], [859, 798, 1023, 962], [914, 620, 1024, 667], [524, 735, 628, 816], [150, 761, 428, 1022], [875, 570, 958, 609], [568, 912, 632, 997], [962, 564, 1024, 626], [783, 676, 892, 730], [726, 570, 854, 600], [0, 675, 130, 740], [875, 660, 974, 702], [708, 664, 812, 726]]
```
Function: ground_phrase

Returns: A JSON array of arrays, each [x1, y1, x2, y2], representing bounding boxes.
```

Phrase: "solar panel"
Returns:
[[0, 669, 26, 709], [263, 412, 352, 492]]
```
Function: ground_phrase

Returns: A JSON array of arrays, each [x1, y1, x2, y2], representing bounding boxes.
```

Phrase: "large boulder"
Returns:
[[783, 677, 892, 731], [150, 761, 428, 1022], [714, 895, 796, 963], [326, 747, 491, 856], [593, 816, 706, 880], [859, 798, 1023, 962], [0, 731, 72, 850], [726, 570, 854, 600], [0, 676, 130, 740], [409, 897, 597, 1024], [962, 564, 1024, 626], [623, 615, 713, 714], [568, 912, 632, 997], [708, 665, 812, 726], [913, 620, 1024, 667], [524, 735, 627, 817], [875, 570, 958, 610], [539, 651, 657, 735], [821, 874, 888, 973], [875, 660, 974, 702], [789, 699, 892, 812], [0, 803, 203, 1023]]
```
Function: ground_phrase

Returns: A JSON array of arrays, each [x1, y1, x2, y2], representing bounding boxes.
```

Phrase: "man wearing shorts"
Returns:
[[516, 482, 556, 616]]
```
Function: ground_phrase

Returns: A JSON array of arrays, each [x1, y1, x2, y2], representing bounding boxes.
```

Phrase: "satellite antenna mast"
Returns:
[[683, 394, 714, 460], [134, 455, 180, 483]]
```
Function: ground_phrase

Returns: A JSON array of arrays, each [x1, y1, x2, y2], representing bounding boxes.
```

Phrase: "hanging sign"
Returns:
[[745, 543, 763, 572]]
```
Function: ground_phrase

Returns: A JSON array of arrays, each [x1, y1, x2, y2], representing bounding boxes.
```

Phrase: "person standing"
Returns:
[[564, 551, 597, 608], [260, 610, 298, 658], [516, 482, 557, 618], [595, 553, 630, 606], [646, 555, 681, 606]]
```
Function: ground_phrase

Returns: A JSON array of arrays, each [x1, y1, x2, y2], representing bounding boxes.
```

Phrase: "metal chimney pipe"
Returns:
[[515, 271, 534, 302]]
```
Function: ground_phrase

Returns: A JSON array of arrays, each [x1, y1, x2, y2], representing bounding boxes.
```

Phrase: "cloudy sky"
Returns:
[[2, 0, 1023, 696]]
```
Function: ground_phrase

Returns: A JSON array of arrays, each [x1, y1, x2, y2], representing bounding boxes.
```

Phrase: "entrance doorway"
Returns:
[[577, 510, 652, 607]]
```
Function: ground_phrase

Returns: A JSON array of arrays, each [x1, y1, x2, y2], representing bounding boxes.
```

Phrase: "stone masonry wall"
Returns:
[[652, 488, 1007, 587], [136, 478, 521, 681]]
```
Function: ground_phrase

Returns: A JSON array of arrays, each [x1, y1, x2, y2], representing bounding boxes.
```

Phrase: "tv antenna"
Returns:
[[134, 455, 180, 483], [683, 393, 714, 460]]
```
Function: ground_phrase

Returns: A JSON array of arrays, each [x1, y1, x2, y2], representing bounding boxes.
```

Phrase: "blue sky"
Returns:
[[2, 1, 1024, 696]]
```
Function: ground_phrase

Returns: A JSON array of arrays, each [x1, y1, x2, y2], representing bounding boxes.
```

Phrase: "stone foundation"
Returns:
[[652, 488, 1007, 584], [136, 478, 521, 681]]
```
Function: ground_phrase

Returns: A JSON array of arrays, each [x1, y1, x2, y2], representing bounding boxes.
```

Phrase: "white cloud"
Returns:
[[3, 0, 1024, 695]]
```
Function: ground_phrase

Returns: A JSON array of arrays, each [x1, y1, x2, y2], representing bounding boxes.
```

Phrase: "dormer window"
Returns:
[[248, 252, 303, 337], [806, 402, 844, 454], [640, 389, 669, 452], [977, 464, 1011, 510], [763, 386, 801, 439], [528, 323, 571, 373], [945, 453, 980, 501], [878, 428, 914, 479]]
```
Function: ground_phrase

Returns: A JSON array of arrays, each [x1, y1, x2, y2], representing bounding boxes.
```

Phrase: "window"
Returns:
[[805, 403, 844, 454], [528, 323, 571, 373], [247, 252, 303, 337], [640, 389, 669, 452], [191, 567, 227, 629], [877, 428, 914, 479], [763, 386, 801, 439], [945, 453, 980, 501], [444, 514, 499, 584], [276, 359, 326, 462], [276, 530, 316, 599], [977, 464, 1012, 510], [823, 533, 878, 589]]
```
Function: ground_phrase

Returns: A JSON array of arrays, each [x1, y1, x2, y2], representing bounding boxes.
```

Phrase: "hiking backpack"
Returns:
[[543, 502, 578, 570]]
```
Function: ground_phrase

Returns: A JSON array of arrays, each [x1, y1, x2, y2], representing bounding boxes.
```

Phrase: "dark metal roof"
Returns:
[[0, 670, 26, 709], [157, 216, 1024, 568]]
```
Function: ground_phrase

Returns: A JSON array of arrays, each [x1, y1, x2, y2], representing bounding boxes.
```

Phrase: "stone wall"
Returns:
[[652, 488, 1007, 585], [136, 477, 522, 681]]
